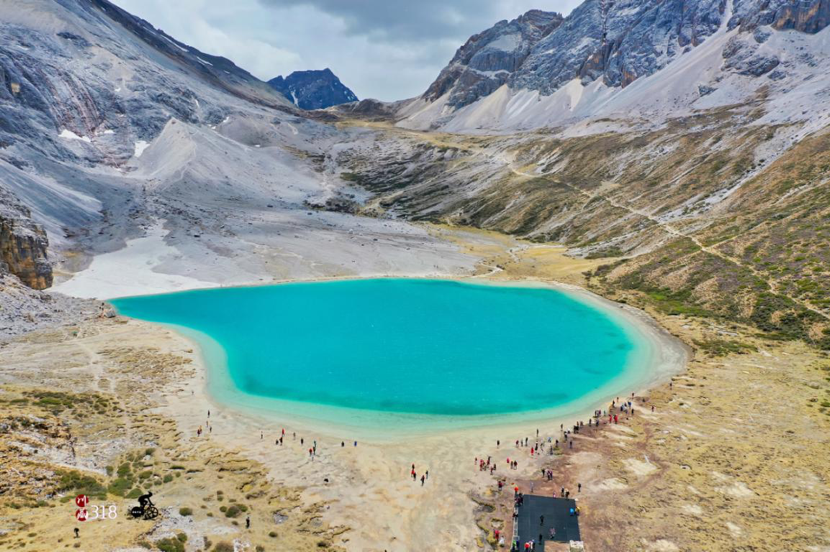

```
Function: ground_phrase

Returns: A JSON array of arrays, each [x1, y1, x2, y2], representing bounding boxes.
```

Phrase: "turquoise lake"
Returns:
[[111, 279, 649, 419]]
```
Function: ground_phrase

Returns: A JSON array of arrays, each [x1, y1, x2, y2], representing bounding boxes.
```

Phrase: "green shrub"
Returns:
[[212, 543, 234, 552], [693, 338, 757, 357], [57, 470, 107, 499], [179, 507, 193, 516], [155, 537, 184, 552], [107, 477, 134, 497]]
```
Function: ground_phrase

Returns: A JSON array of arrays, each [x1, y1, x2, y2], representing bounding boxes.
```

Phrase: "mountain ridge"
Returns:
[[398, 0, 830, 133]]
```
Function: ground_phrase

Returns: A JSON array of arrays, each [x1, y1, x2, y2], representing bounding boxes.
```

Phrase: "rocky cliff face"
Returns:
[[0, 192, 51, 290], [268, 69, 358, 110], [511, 0, 728, 93], [423, 10, 563, 109], [732, 0, 830, 33]]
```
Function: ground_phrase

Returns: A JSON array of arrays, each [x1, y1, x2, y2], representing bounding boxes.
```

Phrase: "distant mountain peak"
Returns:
[[268, 69, 358, 110]]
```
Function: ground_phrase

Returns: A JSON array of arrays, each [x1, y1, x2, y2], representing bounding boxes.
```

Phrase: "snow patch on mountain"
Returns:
[[59, 129, 92, 143], [133, 140, 150, 158]]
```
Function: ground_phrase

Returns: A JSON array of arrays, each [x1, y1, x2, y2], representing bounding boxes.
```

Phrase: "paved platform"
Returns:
[[514, 495, 581, 550]]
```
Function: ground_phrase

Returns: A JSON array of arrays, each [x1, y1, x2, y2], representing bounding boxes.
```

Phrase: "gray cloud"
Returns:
[[111, 0, 582, 101], [259, 0, 510, 41]]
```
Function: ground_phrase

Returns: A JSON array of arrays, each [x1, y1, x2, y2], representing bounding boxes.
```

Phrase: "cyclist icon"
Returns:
[[129, 491, 160, 520]]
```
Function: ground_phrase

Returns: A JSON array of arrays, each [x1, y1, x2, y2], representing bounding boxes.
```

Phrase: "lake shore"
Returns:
[[126, 277, 688, 444]]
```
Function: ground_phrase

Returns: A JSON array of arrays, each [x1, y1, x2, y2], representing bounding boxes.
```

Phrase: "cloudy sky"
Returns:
[[111, 0, 582, 101]]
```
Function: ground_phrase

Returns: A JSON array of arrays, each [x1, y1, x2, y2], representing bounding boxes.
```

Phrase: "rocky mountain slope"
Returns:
[[268, 68, 358, 110], [0, 0, 475, 305], [399, 0, 830, 132]]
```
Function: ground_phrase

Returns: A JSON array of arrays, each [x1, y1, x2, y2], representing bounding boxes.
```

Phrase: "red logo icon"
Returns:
[[75, 494, 89, 508], [75, 508, 89, 521]]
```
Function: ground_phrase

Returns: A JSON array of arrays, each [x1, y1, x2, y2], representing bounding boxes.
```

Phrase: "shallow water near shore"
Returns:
[[112, 278, 666, 432]]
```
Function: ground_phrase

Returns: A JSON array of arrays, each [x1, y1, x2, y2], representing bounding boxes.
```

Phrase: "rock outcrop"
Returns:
[[423, 10, 564, 109], [268, 69, 358, 110], [732, 0, 830, 33], [0, 213, 52, 290], [0, 186, 51, 290]]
